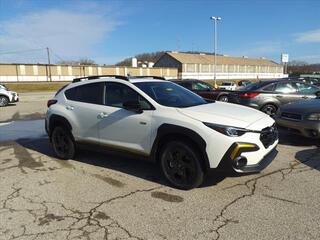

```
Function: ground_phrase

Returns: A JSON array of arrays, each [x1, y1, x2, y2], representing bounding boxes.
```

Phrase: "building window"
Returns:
[[186, 64, 195, 72], [261, 66, 268, 73], [201, 64, 209, 72], [228, 65, 236, 73], [215, 65, 222, 73]]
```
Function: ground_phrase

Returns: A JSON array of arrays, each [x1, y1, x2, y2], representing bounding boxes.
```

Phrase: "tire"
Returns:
[[0, 96, 9, 107], [218, 95, 229, 102], [51, 126, 76, 160], [261, 104, 278, 117], [159, 140, 204, 190]]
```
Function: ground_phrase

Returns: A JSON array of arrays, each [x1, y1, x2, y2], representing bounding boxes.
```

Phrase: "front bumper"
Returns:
[[276, 117, 320, 138], [217, 142, 278, 173], [9, 94, 19, 103]]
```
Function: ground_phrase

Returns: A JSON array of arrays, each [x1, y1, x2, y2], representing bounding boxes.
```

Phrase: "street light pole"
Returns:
[[210, 16, 221, 88]]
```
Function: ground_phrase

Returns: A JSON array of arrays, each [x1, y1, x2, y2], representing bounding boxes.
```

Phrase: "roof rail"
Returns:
[[72, 75, 129, 83], [130, 76, 166, 80]]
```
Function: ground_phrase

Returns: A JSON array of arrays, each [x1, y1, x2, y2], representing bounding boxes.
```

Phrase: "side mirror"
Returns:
[[123, 100, 143, 114], [316, 91, 320, 98]]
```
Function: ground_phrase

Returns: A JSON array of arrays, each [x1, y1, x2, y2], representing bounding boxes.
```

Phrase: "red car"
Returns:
[[172, 79, 233, 102]]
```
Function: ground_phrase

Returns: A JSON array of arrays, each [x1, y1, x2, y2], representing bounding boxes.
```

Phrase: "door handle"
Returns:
[[301, 96, 308, 99], [66, 105, 74, 110], [98, 112, 109, 119], [275, 95, 283, 98]]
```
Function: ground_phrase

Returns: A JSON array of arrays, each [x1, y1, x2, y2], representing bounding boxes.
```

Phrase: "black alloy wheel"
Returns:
[[261, 104, 278, 117], [160, 141, 203, 190], [218, 95, 229, 102], [51, 126, 75, 160]]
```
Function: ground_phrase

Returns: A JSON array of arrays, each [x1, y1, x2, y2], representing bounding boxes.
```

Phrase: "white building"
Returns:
[[154, 51, 286, 80]]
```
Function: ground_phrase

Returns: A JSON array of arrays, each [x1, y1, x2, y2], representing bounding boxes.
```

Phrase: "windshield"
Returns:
[[134, 81, 207, 108], [0, 84, 8, 90]]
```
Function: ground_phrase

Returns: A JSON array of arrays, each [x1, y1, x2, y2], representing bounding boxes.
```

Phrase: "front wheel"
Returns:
[[261, 104, 278, 117], [159, 141, 204, 190], [51, 126, 75, 160], [0, 96, 9, 107], [218, 95, 229, 102]]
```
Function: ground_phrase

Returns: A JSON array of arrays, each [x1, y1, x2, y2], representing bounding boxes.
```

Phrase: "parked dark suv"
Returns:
[[230, 80, 320, 116], [172, 79, 232, 102]]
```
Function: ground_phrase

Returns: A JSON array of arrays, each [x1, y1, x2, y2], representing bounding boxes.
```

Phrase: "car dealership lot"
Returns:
[[0, 93, 320, 240]]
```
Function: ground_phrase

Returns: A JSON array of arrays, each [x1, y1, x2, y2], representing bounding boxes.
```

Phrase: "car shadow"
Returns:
[[278, 130, 320, 147], [17, 137, 228, 189], [295, 148, 320, 171]]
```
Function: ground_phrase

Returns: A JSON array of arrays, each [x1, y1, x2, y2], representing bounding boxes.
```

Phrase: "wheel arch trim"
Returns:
[[150, 123, 210, 171]]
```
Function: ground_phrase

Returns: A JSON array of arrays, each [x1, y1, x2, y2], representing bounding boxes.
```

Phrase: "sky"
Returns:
[[0, 0, 320, 65]]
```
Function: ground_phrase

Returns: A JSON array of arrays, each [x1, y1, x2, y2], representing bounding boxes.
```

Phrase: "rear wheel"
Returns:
[[51, 126, 75, 160], [261, 104, 277, 117], [0, 96, 9, 107], [159, 140, 204, 190], [218, 95, 229, 102]]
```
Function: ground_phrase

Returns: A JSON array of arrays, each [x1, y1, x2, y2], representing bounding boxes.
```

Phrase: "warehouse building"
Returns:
[[154, 51, 285, 80], [0, 63, 177, 82]]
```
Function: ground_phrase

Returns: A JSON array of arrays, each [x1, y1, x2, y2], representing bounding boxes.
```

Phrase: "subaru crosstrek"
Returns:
[[46, 75, 278, 189]]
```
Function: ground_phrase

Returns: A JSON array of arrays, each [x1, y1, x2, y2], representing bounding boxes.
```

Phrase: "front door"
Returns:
[[98, 82, 154, 155]]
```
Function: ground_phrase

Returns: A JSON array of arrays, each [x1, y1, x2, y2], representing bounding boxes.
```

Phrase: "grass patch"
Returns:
[[4, 82, 70, 93]]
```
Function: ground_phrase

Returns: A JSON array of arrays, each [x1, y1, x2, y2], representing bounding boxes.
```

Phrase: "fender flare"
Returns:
[[150, 123, 210, 170]]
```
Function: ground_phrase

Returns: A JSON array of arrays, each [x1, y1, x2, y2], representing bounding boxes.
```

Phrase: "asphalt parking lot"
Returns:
[[0, 93, 320, 240]]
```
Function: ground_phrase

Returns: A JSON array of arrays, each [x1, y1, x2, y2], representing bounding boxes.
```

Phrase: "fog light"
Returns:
[[234, 156, 247, 168]]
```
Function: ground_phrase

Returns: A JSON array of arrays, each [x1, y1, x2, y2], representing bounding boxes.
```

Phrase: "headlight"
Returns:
[[306, 113, 320, 121], [203, 122, 248, 137]]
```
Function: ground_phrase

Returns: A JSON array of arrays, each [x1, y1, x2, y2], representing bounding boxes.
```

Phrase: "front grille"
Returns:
[[281, 112, 302, 121], [260, 124, 278, 148]]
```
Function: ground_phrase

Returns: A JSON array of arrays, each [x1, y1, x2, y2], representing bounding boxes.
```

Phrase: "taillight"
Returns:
[[47, 99, 57, 108], [239, 92, 260, 98]]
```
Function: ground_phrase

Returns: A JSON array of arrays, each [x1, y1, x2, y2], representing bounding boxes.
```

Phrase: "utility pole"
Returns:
[[210, 16, 221, 88], [46, 47, 52, 81]]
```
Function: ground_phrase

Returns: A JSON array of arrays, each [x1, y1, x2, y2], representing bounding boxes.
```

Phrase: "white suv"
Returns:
[[46, 75, 278, 189], [0, 84, 19, 107], [218, 82, 237, 91]]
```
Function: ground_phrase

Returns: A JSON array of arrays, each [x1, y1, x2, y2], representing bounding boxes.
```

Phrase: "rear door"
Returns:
[[274, 82, 301, 105], [98, 82, 154, 155], [64, 82, 105, 143]]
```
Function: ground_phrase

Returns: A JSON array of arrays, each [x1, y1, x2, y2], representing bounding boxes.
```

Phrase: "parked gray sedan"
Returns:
[[230, 79, 320, 116], [276, 98, 320, 138]]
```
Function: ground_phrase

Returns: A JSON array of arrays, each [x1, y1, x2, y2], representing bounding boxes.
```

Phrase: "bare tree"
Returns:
[[58, 58, 96, 66]]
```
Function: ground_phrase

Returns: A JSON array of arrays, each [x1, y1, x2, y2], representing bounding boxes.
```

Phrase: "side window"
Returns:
[[192, 82, 212, 90], [179, 82, 192, 90], [105, 82, 152, 110], [65, 82, 104, 104], [295, 82, 320, 95], [262, 84, 275, 92], [275, 82, 297, 94]]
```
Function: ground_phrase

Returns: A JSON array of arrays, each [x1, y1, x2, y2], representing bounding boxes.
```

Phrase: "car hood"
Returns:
[[177, 102, 268, 129], [281, 99, 320, 114]]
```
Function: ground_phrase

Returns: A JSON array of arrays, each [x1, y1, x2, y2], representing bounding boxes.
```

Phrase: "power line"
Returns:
[[0, 48, 46, 55]]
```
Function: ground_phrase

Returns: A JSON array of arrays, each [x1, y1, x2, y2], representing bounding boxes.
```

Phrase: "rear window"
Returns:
[[241, 81, 271, 91], [65, 82, 104, 105], [55, 84, 69, 96]]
